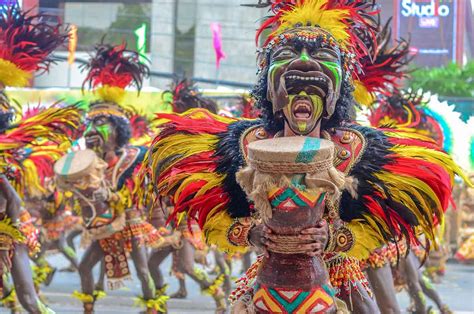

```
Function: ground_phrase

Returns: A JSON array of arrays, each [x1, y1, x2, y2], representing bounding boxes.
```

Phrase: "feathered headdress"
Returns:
[[81, 41, 150, 119], [0, 3, 68, 87], [355, 18, 411, 106], [163, 78, 218, 114], [368, 89, 468, 161], [254, 0, 409, 106], [124, 106, 153, 146]]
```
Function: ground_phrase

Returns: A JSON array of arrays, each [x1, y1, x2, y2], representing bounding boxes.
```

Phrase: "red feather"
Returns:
[[0, 5, 68, 74]]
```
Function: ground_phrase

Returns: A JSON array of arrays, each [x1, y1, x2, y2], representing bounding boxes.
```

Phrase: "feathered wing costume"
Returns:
[[0, 3, 81, 250], [0, 3, 81, 199], [1, 104, 82, 199], [140, 0, 471, 308], [0, 4, 81, 312]]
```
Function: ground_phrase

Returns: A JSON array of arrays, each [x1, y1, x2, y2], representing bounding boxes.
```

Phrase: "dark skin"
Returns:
[[366, 263, 401, 314], [367, 248, 450, 314], [26, 196, 79, 276], [249, 39, 341, 256], [1, 86, 48, 312], [248, 36, 377, 312], [395, 251, 450, 314], [147, 201, 226, 313], [76, 115, 156, 311], [396, 252, 427, 314], [0, 175, 48, 313]]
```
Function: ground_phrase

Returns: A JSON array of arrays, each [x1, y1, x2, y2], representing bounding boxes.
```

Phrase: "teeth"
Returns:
[[287, 75, 324, 82]]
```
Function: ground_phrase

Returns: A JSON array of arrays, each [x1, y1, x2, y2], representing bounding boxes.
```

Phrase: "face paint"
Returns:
[[284, 91, 324, 135], [269, 59, 292, 85], [96, 124, 111, 142], [84, 124, 93, 136], [297, 121, 307, 132], [320, 61, 342, 90], [300, 49, 310, 62]]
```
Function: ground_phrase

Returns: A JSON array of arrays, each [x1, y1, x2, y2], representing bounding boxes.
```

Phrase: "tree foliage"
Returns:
[[408, 62, 474, 97]]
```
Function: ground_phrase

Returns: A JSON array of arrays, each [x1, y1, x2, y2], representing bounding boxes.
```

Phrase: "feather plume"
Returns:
[[163, 78, 218, 114], [340, 124, 472, 251], [0, 4, 69, 87], [137, 109, 258, 252], [81, 41, 149, 103]]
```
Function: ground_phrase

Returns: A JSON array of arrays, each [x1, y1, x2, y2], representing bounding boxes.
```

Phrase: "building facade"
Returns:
[[19, 0, 474, 89]]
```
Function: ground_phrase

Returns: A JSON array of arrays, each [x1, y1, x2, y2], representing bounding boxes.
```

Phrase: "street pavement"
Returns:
[[1, 249, 473, 313]]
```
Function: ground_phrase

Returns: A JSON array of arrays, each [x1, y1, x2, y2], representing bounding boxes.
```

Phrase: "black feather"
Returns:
[[215, 119, 262, 218]]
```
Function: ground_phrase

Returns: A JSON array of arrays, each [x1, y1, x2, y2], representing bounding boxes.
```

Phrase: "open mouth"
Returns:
[[292, 98, 312, 119], [284, 70, 329, 99]]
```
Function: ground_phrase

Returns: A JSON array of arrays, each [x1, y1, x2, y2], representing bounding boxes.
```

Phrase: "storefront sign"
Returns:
[[397, 0, 457, 66]]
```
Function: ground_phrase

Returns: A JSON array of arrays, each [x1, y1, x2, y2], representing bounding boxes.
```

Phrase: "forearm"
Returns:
[[0, 175, 21, 221]]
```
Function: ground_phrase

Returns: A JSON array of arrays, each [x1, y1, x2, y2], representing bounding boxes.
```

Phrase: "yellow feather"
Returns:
[[390, 145, 472, 186], [383, 130, 436, 143], [95, 85, 126, 105], [362, 212, 390, 236], [203, 210, 247, 254], [345, 220, 384, 260], [0, 58, 32, 87], [374, 170, 440, 237], [276, 0, 350, 47], [353, 80, 375, 107]]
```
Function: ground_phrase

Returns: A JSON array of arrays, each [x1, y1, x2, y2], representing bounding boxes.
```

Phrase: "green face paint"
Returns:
[[320, 61, 342, 89], [96, 124, 111, 143], [300, 50, 310, 62], [269, 59, 292, 84], [297, 121, 307, 132], [84, 124, 93, 136], [288, 92, 324, 120]]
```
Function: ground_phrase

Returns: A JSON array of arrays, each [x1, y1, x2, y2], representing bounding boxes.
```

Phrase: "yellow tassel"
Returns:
[[0, 58, 31, 87], [133, 295, 169, 312], [0, 217, 26, 243], [71, 290, 106, 303], [71, 291, 94, 303], [202, 274, 225, 296], [0, 289, 17, 305]]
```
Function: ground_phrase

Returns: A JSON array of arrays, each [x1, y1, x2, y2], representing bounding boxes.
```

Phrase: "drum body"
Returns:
[[243, 137, 338, 314]]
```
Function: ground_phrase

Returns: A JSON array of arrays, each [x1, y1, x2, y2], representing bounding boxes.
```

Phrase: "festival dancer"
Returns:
[[367, 90, 460, 314], [455, 173, 474, 263], [139, 1, 471, 313], [0, 4, 82, 313], [59, 41, 163, 314], [27, 182, 81, 283], [146, 78, 227, 313]]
